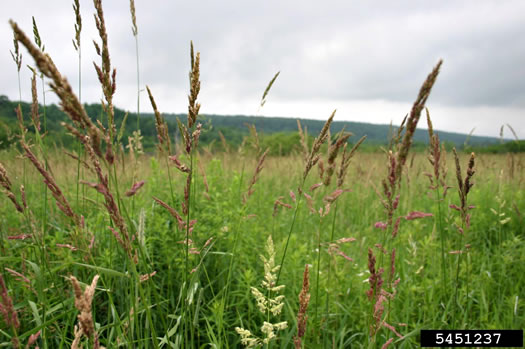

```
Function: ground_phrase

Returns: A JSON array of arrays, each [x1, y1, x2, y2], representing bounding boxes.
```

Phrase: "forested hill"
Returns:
[[0, 95, 501, 152]]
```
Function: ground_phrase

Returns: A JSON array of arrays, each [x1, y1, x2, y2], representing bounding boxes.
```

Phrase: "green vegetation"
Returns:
[[1, 3, 524, 348], [0, 95, 508, 155]]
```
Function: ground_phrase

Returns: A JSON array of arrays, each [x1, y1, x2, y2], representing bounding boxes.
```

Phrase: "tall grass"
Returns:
[[1, 3, 524, 348]]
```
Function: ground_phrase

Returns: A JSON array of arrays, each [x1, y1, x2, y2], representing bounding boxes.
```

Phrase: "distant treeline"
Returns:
[[1, 95, 516, 155]]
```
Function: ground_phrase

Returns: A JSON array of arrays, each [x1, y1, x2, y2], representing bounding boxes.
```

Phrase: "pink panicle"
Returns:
[[381, 338, 394, 349], [139, 271, 157, 282], [374, 221, 387, 230], [56, 243, 78, 251], [275, 200, 292, 209], [309, 183, 322, 191], [449, 204, 461, 211], [26, 330, 41, 347], [89, 236, 95, 250], [392, 195, 400, 210], [324, 189, 346, 203], [7, 234, 32, 240], [203, 237, 214, 249], [392, 218, 401, 238], [303, 192, 316, 214], [336, 237, 356, 244], [289, 190, 296, 203], [382, 322, 403, 338], [404, 211, 433, 220], [125, 180, 145, 197], [4, 268, 30, 286], [336, 250, 353, 262]]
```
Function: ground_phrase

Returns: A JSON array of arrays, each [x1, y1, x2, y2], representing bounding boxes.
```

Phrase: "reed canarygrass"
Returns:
[[369, 60, 442, 346], [243, 148, 269, 203], [5, 4, 524, 347], [451, 148, 475, 326], [0, 274, 20, 347], [259, 71, 280, 110], [0, 163, 24, 213], [22, 141, 79, 225], [70, 274, 104, 348], [276, 110, 335, 288], [294, 264, 310, 349], [72, 0, 84, 212], [146, 86, 171, 155], [129, 0, 141, 130], [9, 20, 104, 156], [425, 109, 451, 303], [93, 0, 117, 140]]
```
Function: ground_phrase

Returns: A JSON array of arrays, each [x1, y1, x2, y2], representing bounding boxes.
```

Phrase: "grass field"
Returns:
[[1, 1, 524, 348], [2, 142, 524, 348]]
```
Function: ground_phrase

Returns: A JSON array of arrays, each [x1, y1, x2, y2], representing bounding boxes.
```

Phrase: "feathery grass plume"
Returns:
[[10, 30, 22, 73], [394, 60, 442, 182], [236, 236, 287, 347], [72, 0, 82, 51], [129, 0, 138, 36], [70, 275, 103, 346], [303, 110, 336, 183], [366, 249, 402, 342], [387, 115, 407, 151], [451, 148, 475, 321], [93, 0, 117, 138], [506, 124, 519, 142], [245, 123, 261, 155], [188, 41, 201, 129], [25, 330, 41, 348], [10, 20, 103, 156], [297, 120, 309, 162], [381, 338, 394, 349], [451, 148, 476, 223], [152, 196, 184, 229], [323, 130, 351, 186], [182, 172, 192, 215], [337, 135, 366, 188], [146, 85, 171, 154], [31, 17, 44, 51], [4, 268, 31, 291], [243, 148, 269, 203], [373, 61, 442, 243], [218, 130, 230, 152], [30, 71, 40, 132], [260, 71, 280, 109], [125, 180, 145, 197], [22, 141, 79, 224], [294, 264, 310, 349], [426, 108, 449, 191], [0, 274, 20, 330], [0, 162, 24, 213]]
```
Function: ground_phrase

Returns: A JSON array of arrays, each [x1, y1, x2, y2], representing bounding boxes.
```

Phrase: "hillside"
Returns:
[[0, 95, 502, 152]]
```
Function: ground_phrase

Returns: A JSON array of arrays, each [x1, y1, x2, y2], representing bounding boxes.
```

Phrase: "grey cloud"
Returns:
[[1, 0, 524, 128]]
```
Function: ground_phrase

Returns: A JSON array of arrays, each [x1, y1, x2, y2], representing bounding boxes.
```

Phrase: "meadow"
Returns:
[[1, 1, 524, 348]]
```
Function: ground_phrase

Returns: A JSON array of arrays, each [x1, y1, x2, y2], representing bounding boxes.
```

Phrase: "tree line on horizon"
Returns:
[[0, 94, 520, 155]]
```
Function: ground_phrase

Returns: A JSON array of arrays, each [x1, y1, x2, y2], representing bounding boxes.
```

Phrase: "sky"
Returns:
[[1, 1, 524, 138]]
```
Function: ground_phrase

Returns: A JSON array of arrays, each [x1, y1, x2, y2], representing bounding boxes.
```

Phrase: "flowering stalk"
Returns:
[[236, 236, 287, 347]]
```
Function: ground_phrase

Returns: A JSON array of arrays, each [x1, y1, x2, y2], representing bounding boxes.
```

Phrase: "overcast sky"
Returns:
[[2, 1, 524, 138]]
